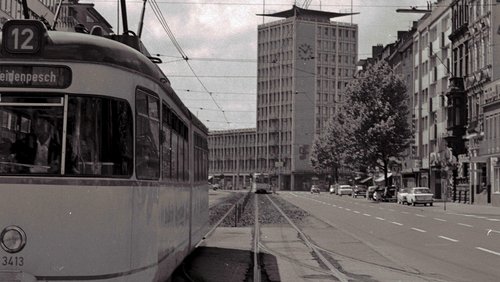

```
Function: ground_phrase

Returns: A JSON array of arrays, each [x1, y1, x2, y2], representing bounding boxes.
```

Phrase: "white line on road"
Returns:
[[434, 218, 446, 222], [487, 218, 500, 222], [345, 208, 351, 211], [392, 221, 403, 226], [363, 213, 371, 217], [411, 227, 427, 233], [486, 229, 500, 236], [376, 217, 385, 221], [353, 211, 360, 214], [476, 247, 500, 257], [439, 236, 459, 242], [458, 223, 473, 227], [415, 214, 426, 217]]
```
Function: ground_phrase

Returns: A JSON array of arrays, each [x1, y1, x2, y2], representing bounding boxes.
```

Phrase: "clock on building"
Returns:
[[298, 43, 314, 60]]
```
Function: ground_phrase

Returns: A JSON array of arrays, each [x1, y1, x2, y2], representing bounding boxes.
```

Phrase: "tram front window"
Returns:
[[0, 94, 133, 177]]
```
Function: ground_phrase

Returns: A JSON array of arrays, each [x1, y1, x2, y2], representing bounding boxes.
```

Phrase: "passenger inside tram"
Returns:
[[10, 112, 61, 173]]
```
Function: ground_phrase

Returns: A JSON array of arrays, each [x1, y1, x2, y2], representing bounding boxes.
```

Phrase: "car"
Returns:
[[367, 186, 378, 200], [337, 185, 352, 196], [373, 186, 397, 202], [352, 185, 367, 198], [211, 183, 220, 190], [311, 184, 321, 194], [406, 187, 434, 206], [397, 188, 410, 204]]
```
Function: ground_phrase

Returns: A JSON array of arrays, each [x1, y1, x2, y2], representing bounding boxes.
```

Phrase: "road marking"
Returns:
[[411, 227, 427, 233], [433, 218, 446, 222], [458, 223, 473, 227], [353, 211, 360, 214], [345, 208, 351, 211], [376, 217, 385, 221], [391, 221, 403, 226], [487, 218, 500, 222], [476, 247, 500, 257], [338, 206, 344, 209], [415, 214, 426, 217], [439, 236, 459, 242], [486, 229, 500, 236], [363, 213, 371, 217]]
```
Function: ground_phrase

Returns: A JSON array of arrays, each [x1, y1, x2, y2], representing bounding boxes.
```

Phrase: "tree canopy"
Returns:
[[311, 60, 412, 184]]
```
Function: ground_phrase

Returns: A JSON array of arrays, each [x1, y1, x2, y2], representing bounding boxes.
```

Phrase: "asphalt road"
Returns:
[[281, 191, 500, 282]]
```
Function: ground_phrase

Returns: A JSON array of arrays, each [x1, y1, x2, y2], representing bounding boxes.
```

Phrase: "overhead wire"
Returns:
[[148, 0, 232, 127]]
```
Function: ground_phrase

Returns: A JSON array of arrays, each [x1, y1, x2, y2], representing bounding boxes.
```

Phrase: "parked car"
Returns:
[[352, 185, 367, 198], [406, 187, 434, 206], [397, 188, 410, 205], [373, 186, 397, 202], [311, 184, 321, 194], [337, 185, 353, 196], [367, 186, 378, 200]]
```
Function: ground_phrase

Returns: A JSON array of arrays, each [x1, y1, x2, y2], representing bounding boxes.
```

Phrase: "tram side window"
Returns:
[[161, 103, 171, 179], [66, 96, 133, 177], [136, 90, 160, 180], [160, 105, 189, 182]]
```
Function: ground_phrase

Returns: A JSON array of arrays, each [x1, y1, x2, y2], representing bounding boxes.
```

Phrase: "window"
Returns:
[[136, 89, 160, 180], [0, 94, 133, 177]]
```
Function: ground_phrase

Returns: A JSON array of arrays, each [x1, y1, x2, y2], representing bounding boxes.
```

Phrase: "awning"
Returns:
[[374, 173, 392, 183], [359, 176, 372, 184]]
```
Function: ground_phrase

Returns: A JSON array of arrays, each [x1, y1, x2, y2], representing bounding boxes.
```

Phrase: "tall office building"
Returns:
[[256, 5, 357, 190]]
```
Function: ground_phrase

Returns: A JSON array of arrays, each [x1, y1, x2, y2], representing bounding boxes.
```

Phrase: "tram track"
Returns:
[[176, 192, 448, 281]]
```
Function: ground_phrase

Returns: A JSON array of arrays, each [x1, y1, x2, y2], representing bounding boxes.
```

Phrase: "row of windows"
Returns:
[[317, 26, 356, 40], [136, 89, 195, 182]]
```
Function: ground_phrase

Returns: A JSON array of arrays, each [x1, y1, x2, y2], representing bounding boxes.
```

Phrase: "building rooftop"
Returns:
[[257, 4, 358, 20]]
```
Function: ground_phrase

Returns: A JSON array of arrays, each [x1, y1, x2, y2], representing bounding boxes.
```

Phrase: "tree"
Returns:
[[310, 108, 356, 183], [343, 60, 412, 185]]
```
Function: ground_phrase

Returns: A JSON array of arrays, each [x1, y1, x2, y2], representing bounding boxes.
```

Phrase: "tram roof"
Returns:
[[0, 29, 208, 133]]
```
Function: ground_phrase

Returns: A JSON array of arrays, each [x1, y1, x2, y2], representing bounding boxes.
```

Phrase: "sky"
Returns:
[[81, 0, 431, 131]]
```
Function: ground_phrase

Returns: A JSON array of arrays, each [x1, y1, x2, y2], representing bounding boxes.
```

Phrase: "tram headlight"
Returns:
[[1, 226, 27, 253]]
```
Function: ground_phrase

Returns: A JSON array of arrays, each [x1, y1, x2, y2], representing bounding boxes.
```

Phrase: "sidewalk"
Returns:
[[432, 201, 500, 218]]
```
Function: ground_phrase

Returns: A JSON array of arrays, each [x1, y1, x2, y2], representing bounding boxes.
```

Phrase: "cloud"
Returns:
[[81, 0, 430, 130]]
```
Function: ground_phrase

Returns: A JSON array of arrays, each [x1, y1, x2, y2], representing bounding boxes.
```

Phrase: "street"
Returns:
[[281, 192, 500, 282]]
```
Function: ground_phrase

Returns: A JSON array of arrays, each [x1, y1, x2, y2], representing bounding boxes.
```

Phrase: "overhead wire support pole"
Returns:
[[120, 0, 129, 34], [21, 0, 29, 19], [138, 0, 148, 38], [52, 0, 64, 30]]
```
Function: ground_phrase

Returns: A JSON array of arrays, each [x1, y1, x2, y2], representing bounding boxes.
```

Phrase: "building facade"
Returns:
[[412, 0, 453, 199], [256, 5, 357, 190], [208, 128, 256, 189], [0, 0, 112, 34]]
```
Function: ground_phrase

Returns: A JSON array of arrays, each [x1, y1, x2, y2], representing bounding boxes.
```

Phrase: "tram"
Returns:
[[0, 19, 209, 281], [252, 172, 272, 193]]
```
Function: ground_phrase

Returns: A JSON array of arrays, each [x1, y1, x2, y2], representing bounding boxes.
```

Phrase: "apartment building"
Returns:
[[0, 0, 112, 34], [412, 0, 453, 199]]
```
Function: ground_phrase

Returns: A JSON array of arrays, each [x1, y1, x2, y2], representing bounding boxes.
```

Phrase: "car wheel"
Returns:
[[430, 202, 433, 206], [412, 200, 416, 206]]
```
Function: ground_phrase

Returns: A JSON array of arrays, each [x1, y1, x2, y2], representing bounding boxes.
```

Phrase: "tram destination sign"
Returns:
[[0, 65, 71, 88]]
